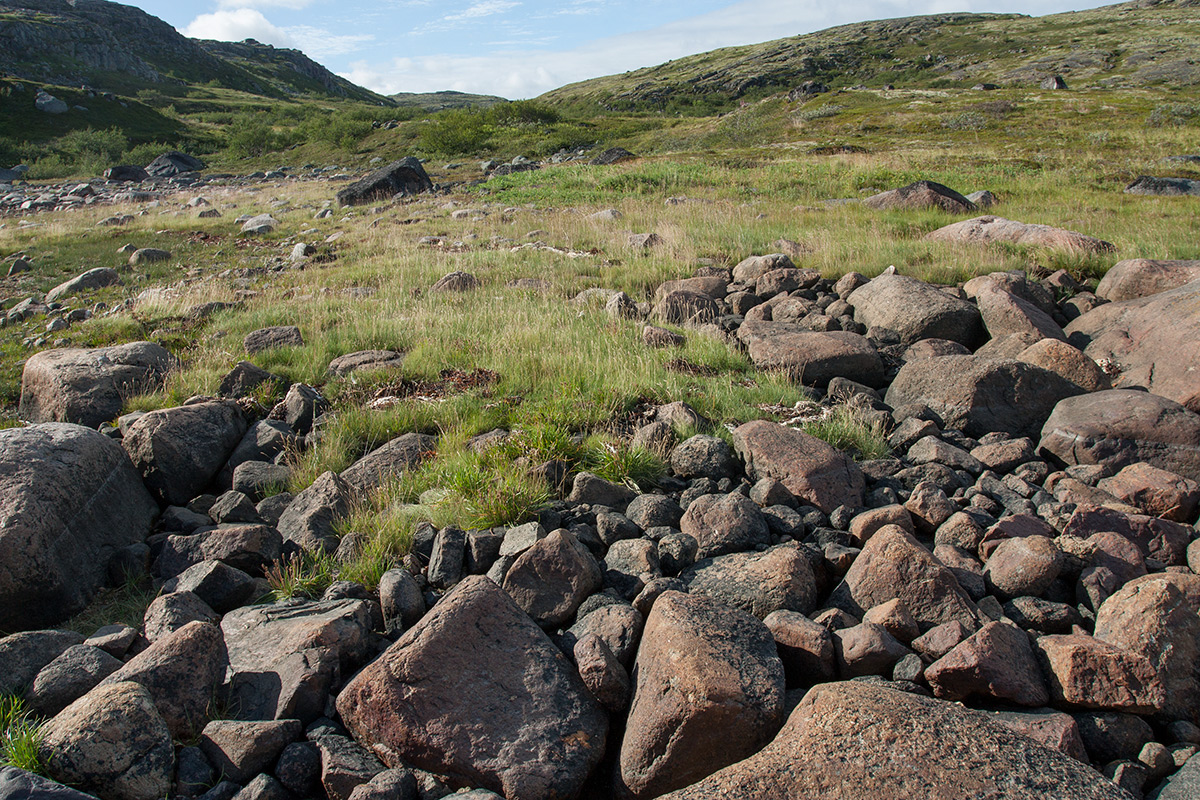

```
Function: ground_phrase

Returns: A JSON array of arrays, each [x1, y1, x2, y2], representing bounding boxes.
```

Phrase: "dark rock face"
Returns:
[[19, 342, 173, 429], [336, 158, 433, 206], [1124, 176, 1200, 196], [617, 591, 784, 799], [657, 682, 1133, 800], [0, 424, 158, 631], [145, 151, 204, 177], [336, 576, 607, 800], [886, 355, 1086, 439]]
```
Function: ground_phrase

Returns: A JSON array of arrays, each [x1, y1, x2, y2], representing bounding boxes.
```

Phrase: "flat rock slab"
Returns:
[[658, 681, 1133, 799], [1097, 259, 1200, 302], [336, 576, 607, 800], [244, 326, 303, 354], [1066, 279, 1200, 411], [19, 342, 173, 428], [1039, 389, 1200, 482], [925, 215, 1115, 253], [886, 354, 1086, 439], [0, 424, 158, 631], [1125, 176, 1200, 196], [327, 350, 407, 376]]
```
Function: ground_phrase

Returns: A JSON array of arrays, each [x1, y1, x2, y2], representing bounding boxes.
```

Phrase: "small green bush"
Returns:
[[942, 112, 988, 131]]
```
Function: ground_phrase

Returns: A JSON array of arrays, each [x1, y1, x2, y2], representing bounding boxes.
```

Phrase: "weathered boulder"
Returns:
[[0, 630, 86, 696], [339, 433, 436, 493], [327, 350, 407, 376], [501, 528, 602, 628], [276, 471, 353, 553], [223, 599, 373, 723], [123, 402, 248, 506], [19, 342, 173, 428], [679, 492, 771, 558], [336, 158, 433, 206], [974, 284, 1065, 342], [863, 181, 975, 213], [657, 681, 1133, 800], [732, 253, 793, 284], [829, 526, 982, 632], [1097, 462, 1200, 521], [198, 719, 302, 784], [0, 766, 102, 800], [617, 591, 784, 799], [144, 151, 204, 177], [762, 610, 837, 686], [1039, 390, 1200, 482], [1066, 279, 1200, 411], [654, 290, 720, 325], [244, 326, 303, 354], [1124, 176, 1200, 196], [747, 331, 885, 388], [26, 644, 123, 717], [0, 424, 158, 630], [154, 524, 282, 578], [847, 274, 983, 346], [1097, 259, 1200, 302], [886, 355, 1085, 439], [39, 681, 173, 800], [925, 216, 1115, 253], [1016, 338, 1110, 392], [682, 546, 818, 618], [1034, 634, 1163, 714], [733, 420, 864, 513], [336, 576, 607, 800], [925, 621, 1049, 706], [45, 268, 121, 303]]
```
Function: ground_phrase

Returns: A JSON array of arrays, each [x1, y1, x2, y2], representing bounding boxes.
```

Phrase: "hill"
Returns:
[[0, 0, 389, 103], [390, 91, 508, 111], [540, 0, 1200, 113]]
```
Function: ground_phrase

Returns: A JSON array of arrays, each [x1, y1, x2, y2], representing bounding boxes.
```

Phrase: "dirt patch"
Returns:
[[355, 367, 500, 408], [665, 358, 720, 376]]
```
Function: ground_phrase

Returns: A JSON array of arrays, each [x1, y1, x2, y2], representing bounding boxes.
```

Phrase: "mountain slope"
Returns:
[[0, 0, 388, 102], [540, 0, 1200, 113]]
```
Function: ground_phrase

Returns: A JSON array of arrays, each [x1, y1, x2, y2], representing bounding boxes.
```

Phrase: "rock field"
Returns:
[[4, 164, 1200, 800]]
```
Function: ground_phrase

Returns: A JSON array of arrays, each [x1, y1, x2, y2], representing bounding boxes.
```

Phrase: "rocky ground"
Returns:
[[3, 162, 1200, 800]]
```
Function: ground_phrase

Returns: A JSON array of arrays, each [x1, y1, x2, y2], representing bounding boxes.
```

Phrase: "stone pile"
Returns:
[[4, 250, 1200, 800]]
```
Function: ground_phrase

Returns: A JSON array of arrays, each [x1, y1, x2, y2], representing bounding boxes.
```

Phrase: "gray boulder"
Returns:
[[45, 268, 121, 303], [847, 274, 983, 346], [0, 425, 158, 630], [122, 402, 248, 506], [337, 158, 433, 206]]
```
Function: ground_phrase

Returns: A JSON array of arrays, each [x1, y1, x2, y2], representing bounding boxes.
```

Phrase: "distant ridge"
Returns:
[[389, 90, 509, 111]]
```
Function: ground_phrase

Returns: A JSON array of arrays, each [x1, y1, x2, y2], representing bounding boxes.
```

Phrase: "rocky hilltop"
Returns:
[[0, 0, 387, 101]]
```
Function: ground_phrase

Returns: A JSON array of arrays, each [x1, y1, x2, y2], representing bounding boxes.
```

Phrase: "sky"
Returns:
[[121, 0, 1108, 99]]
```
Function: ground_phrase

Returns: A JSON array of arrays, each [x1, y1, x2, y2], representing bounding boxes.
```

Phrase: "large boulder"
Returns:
[[679, 493, 771, 558], [863, 180, 975, 213], [829, 525, 982, 632], [1038, 390, 1200, 482], [886, 355, 1085, 439], [276, 471, 353, 553], [19, 342, 173, 428], [846, 274, 983, 346], [336, 576, 607, 800], [1065, 279, 1200, 411], [0, 424, 158, 631], [0, 766, 103, 800], [747, 331, 886, 388], [682, 546, 819, 618], [339, 433, 437, 493], [925, 620, 1049, 707], [657, 681, 1133, 799], [1096, 259, 1200, 302], [39, 681, 174, 800], [123, 402, 248, 506], [1124, 176, 1200, 196], [1034, 634, 1163, 713], [144, 151, 204, 177], [224, 599, 374, 724], [0, 630, 86, 695], [45, 268, 121, 303], [732, 420, 864, 513], [924, 215, 1115, 253], [617, 591, 784, 799], [974, 284, 1065, 342], [336, 158, 433, 206], [501, 528, 602, 628]]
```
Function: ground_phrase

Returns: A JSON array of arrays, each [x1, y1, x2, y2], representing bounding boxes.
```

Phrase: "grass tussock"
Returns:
[[803, 405, 892, 461], [1, 695, 44, 774]]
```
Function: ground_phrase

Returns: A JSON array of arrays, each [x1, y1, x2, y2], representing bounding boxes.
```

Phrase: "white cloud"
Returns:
[[285, 25, 375, 57], [183, 8, 296, 46], [419, 0, 521, 31], [345, 0, 1097, 99], [216, 0, 316, 8]]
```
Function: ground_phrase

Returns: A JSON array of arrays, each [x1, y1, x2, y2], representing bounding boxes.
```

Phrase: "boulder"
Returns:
[[123, 402, 248, 506], [1016, 339, 1110, 392], [19, 342, 173, 428], [1097, 462, 1200, 521], [655, 291, 720, 325], [925, 215, 1115, 253], [1097, 259, 1200, 302], [276, 471, 353, 553], [327, 350, 407, 376], [846, 274, 983, 346], [1066, 279, 1200, 411], [144, 151, 204, 177], [682, 545, 819, 618], [39, 682, 173, 800], [1038, 390, 1200, 482], [339, 433, 436, 493], [829, 525, 982, 632], [925, 621, 1049, 706], [657, 681, 1132, 800], [0, 424, 158, 630], [223, 599, 373, 723], [430, 271, 479, 292], [986, 708, 1088, 762], [732, 420, 865, 513], [26, 644, 122, 717], [1124, 176, 1200, 196], [105, 165, 148, 182], [679, 493, 770, 558], [983, 535, 1063, 599], [198, 720, 302, 784], [732, 253, 793, 284], [244, 326, 303, 353], [336, 158, 433, 206], [45, 268, 120, 303], [974, 284, 1065, 342], [655, 276, 728, 301], [128, 248, 171, 266], [501, 528, 603, 628], [0, 766, 103, 800], [336, 577, 607, 800], [0, 630, 86, 696], [617, 591, 784, 799], [1034, 634, 1163, 713], [886, 355, 1085, 439], [762, 610, 837, 686], [863, 181, 975, 213], [747, 331, 886, 388], [154, 524, 282, 578], [142, 592, 219, 642]]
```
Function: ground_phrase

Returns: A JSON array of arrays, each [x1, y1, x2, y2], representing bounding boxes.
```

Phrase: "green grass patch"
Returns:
[[1, 695, 44, 773]]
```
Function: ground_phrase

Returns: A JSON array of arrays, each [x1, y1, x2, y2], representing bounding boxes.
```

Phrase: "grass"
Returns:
[[804, 404, 892, 461], [1, 695, 44, 773], [64, 574, 157, 636]]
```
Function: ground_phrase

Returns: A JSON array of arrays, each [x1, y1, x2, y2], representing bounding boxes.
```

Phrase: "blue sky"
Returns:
[[123, 0, 1107, 99]]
